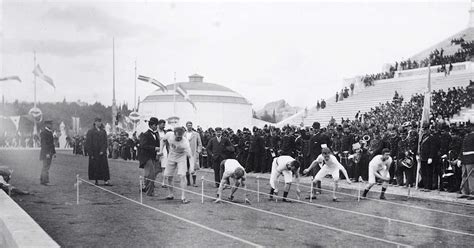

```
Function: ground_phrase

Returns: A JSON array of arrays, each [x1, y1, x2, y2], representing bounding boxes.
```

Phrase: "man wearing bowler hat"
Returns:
[[40, 120, 56, 185], [138, 117, 162, 196], [206, 127, 233, 187]]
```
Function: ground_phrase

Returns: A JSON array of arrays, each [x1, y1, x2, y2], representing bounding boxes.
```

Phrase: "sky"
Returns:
[[0, 0, 470, 110]]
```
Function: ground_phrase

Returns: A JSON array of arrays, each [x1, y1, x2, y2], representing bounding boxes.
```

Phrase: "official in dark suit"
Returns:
[[207, 127, 233, 187], [39, 120, 56, 185], [138, 117, 161, 196], [85, 118, 111, 186], [419, 122, 437, 191]]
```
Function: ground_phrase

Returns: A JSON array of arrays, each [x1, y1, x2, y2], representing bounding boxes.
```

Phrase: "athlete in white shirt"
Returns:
[[214, 159, 250, 204], [269, 155, 301, 202], [362, 148, 392, 200], [304, 147, 351, 201], [160, 127, 193, 204]]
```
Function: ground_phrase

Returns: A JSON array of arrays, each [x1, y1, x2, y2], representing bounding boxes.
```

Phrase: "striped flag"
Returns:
[[0, 76, 21, 82], [176, 85, 197, 110], [416, 64, 432, 189], [137, 75, 167, 92], [33, 65, 55, 89]]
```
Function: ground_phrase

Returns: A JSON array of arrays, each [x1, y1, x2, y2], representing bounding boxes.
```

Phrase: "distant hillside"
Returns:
[[256, 99, 301, 123]]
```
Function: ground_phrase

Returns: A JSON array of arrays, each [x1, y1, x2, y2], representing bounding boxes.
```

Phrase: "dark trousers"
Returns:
[[212, 157, 224, 187], [421, 161, 434, 190], [396, 163, 415, 186], [40, 157, 52, 184], [144, 159, 160, 196]]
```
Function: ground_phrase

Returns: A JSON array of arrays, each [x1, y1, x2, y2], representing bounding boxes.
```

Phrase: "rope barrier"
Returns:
[[76, 176, 262, 247], [143, 177, 411, 247], [292, 179, 474, 219], [201, 178, 474, 237]]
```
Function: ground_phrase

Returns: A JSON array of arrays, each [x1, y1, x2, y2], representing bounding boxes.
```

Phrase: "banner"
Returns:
[[137, 75, 167, 92], [176, 85, 197, 110], [10, 116, 21, 131], [33, 64, 55, 89]]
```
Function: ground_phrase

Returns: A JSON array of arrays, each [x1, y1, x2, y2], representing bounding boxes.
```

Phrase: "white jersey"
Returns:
[[274, 155, 295, 172], [163, 132, 191, 162], [315, 154, 344, 170], [222, 159, 246, 179], [368, 155, 392, 184]]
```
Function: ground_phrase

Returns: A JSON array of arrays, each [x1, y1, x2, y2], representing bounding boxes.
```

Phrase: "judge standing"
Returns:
[[39, 120, 56, 186], [86, 118, 111, 186]]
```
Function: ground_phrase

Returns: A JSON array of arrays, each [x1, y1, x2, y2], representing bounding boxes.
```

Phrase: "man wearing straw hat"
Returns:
[[161, 126, 193, 204], [269, 155, 301, 202], [214, 159, 250, 204], [303, 147, 351, 202]]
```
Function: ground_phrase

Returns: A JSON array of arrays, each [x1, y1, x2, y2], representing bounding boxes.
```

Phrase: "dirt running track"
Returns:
[[1, 150, 474, 247]]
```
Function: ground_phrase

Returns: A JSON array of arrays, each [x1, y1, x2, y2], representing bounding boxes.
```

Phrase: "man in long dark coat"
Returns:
[[86, 118, 111, 186], [40, 120, 56, 185], [207, 127, 233, 187]]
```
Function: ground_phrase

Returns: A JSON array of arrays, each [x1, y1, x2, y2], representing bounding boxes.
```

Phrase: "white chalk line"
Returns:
[[289, 179, 474, 218], [200, 178, 474, 237], [77, 177, 262, 248], [144, 178, 411, 247]]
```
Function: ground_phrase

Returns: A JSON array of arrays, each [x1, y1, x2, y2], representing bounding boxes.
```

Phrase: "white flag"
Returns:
[[33, 65, 55, 89], [176, 85, 197, 110], [0, 76, 21, 82], [10, 116, 21, 131]]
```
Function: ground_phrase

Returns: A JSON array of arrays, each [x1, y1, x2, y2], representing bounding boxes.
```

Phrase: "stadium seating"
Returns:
[[281, 63, 473, 127]]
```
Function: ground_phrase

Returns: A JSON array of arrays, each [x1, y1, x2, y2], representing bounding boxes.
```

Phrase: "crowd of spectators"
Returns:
[[360, 36, 473, 87]]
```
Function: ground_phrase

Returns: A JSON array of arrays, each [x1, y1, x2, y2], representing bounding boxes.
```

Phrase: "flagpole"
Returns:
[[133, 60, 137, 133], [112, 38, 117, 134], [33, 51, 38, 147], [416, 62, 431, 189], [134, 60, 137, 111], [173, 72, 176, 116], [34, 51, 37, 108]]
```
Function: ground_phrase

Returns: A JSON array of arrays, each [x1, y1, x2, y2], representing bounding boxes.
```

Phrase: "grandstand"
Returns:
[[279, 30, 474, 127]]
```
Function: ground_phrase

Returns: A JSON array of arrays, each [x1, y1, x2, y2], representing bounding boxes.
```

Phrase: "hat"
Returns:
[[94, 117, 102, 122], [158, 119, 166, 125], [215, 127, 222, 131], [148, 117, 159, 125], [312, 122, 321, 129]]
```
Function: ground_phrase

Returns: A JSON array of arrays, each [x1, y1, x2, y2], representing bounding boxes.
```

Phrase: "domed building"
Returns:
[[139, 74, 253, 130]]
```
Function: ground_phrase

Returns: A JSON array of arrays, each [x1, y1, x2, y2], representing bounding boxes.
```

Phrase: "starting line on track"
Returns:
[[75, 176, 262, 248]]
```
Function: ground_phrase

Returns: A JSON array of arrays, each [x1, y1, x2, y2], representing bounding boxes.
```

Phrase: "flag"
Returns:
[[33, 65, 55, 89], [137, 75, 167, 92], [10, 116, 21, 131], [176, 85, 197, 110], [0, 76, 21, 82], [72, 117, 80, 134], [420, 66, 432, 125], [416, 64, 432, 189]]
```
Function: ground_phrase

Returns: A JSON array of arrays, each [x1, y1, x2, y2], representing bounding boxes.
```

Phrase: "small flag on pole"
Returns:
[[33, 65, 55, 89], [137, 75, 168, 92], [176, 85, 197, 110], [0, 76, 21, 82]]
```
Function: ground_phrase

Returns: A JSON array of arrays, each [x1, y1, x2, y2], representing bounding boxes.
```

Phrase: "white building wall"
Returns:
[[139, 101, 252, 130]]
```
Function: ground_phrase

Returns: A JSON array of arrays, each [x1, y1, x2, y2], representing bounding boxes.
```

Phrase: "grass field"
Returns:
[[1, 150, 473, 247]]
